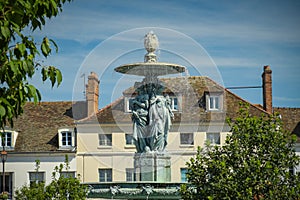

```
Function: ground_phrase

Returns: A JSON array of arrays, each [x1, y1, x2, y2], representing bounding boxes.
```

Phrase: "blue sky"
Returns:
[[30, 0, 300, 108]]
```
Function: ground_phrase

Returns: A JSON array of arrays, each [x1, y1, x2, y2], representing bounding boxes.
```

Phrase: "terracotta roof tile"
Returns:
[[80, 76, 267, 125]]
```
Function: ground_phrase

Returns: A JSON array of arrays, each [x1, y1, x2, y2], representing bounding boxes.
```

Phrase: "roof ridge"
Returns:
[[98, 96, 124, 113]]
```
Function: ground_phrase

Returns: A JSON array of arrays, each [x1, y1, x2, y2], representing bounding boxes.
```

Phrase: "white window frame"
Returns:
[[125, 133, 135, 146], [0, 130, 17, 150], [124, 96, 135, 113], [99, 134, 112, 146], [206, 93, 223, 111], [180, 133, 194, 145], [169, 96, 179, 111], [165, 94, 182, 112], [61, 171, 76, 178], [99, 169, 112, 182], [126, 168, 135, 182], [206, 132, 221, 145], [29, 171, 45, 185], [61, 131, 72, 146], [58, 128, 75, 149]]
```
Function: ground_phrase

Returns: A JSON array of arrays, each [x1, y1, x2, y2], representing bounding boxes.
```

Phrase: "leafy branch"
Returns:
[[0, 0, 72, 128]]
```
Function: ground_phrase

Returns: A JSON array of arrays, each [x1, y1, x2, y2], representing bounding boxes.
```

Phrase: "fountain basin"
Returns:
[[114, 62, 186, 76]]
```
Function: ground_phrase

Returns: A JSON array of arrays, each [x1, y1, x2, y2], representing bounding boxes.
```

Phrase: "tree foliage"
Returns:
[[15, 155, 88, 200], [181, 104, 300, 200], [0, 0, 71, 128]]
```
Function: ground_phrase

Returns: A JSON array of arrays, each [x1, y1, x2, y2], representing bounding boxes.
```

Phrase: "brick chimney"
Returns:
[[86, 72, 100, 116], [262, 65, 272, 114]]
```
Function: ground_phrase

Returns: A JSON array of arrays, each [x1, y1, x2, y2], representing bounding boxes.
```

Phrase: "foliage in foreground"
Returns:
[[15, 156, 88, 200], [0, 0, 72, 129], [181, 104, 300, 200]]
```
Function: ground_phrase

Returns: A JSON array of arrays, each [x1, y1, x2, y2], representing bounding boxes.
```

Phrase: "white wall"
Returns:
[[4, 153, 76, 195]]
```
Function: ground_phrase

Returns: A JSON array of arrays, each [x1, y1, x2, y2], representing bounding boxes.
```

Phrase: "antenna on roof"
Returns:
[[226, 85, 262, 90], [80, 73, 86, 99]]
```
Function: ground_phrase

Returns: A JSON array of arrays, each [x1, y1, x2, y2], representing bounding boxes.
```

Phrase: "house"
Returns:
[[75, 67, 274, 184], [2, 64, 299, 198], [0, 101, 82, 197]]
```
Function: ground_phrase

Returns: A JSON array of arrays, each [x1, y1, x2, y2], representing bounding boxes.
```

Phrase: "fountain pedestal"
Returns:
[[134, 152, 171, 182]]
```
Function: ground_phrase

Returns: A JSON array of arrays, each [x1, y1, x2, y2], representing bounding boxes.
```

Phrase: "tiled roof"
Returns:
[[79, 76, 267, 125], [274, 107, 300, 142], [12, 101, 75, 152]]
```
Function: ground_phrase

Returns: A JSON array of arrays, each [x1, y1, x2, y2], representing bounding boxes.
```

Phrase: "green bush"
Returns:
[[181, 104, 300, 200]]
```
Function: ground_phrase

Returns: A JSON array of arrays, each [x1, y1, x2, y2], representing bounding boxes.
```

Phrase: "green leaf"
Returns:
[[0, 105, 6, 117], [1, 26, 10, 39], [55, 69, 62, 87], [9, 62, 19, 74], [41, 37, 51, 57], [27, 85, 41, 103], [49, 67, 56, 87], [41, 68, 47, 81], [18, 43, 26, 55]]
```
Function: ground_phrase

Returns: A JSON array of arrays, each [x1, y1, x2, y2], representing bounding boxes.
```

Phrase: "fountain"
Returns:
[[115, 31, 185, 182], [87, 31, 186, 199]]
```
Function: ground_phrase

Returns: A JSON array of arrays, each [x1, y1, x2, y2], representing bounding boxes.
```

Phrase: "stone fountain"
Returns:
[[87, 32, 186, 199], [115, 31, 185, 182]]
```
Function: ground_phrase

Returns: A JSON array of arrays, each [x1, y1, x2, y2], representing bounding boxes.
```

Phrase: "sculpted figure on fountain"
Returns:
[[132, 79, 174, 153]]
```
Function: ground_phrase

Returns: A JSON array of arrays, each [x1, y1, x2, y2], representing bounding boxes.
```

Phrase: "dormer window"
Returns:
[[169, 96, 180, 111], [125, 97, 135, 113], [206, 93, 223, 111], [0, 130, 17, 150], [58, 128, 75, 150], [1, 132, 11, 147]]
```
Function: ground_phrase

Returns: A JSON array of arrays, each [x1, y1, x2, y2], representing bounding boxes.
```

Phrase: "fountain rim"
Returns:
[[114, 62, 186, 76]]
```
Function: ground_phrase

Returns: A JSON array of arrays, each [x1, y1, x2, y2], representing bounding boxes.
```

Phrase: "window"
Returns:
[[29, 172, 45, 185], [99, 169, 112, 182], [181, 168, 188, 182], [206, 132, 220, 145], [206, 93, 223, 111], [0, 173, 12, 195], [0, 132, 12, 147], [168, 97, 179, 111], [291, 165, 300, 175], [172, 97, 178, 110], [165, 94, 181, 111], [125, 97, 135, 112], [209, 96, 219, 110], [126, 168, 135, 182], [180, 133, 194, 145], [0, 130, 17, 150], [99, 134, 112, 146], [125, 134, 134, 145], [58, 128, 75, 149], [61, 131, 72, 146], [61, 171, 76, 178]]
